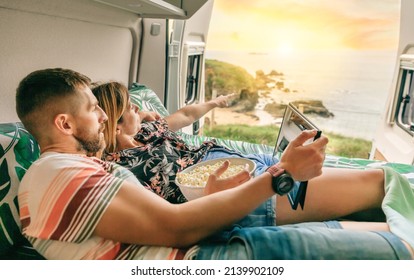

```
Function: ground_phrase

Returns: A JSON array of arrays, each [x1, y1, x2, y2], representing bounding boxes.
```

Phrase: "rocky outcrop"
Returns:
[[291, 100, 334, 118], [264, 100, 334, 118]]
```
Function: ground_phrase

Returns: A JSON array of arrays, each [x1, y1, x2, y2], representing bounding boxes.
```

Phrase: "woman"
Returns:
[[91, 81, 396, 226], [94, 82, 280, 203]]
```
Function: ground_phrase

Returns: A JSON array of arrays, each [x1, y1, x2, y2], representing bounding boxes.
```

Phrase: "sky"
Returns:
[[207, 0, 401, 53]]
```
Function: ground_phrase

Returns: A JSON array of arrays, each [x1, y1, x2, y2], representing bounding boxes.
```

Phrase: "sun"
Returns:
[[277, 42, 294, 56]]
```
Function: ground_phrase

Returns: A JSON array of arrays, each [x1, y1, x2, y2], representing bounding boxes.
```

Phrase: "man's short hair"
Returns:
[[16, 68, 91, 138]]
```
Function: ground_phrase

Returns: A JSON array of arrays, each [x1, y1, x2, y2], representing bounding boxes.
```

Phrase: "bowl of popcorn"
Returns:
[[175, 157, 256, 201]]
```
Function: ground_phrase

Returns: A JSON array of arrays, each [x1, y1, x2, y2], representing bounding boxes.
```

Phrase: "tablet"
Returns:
[[273, 102, 322, 210]]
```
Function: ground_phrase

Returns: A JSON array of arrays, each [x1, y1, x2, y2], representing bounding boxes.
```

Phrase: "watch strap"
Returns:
[[266, 164, 285, 178]]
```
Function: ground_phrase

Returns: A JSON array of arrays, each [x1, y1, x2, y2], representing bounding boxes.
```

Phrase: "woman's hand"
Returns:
[[209, 93, 236, 108], [204, 160, 251, 195], [165, 93, 236, 131]]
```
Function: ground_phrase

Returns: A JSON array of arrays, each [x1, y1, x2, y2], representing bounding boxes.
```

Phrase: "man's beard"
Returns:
[[73, 128, 104, 155]]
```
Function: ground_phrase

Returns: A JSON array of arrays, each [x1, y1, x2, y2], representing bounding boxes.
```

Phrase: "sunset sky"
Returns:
[[207, 0, 400, 53]]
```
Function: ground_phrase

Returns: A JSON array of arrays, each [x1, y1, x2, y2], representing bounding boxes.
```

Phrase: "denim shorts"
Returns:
[[203, 148, 278, 227], [196, 221, 412, 260]]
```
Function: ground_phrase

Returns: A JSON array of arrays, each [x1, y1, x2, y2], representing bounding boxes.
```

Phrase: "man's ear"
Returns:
[[54, 114, 74, 135]]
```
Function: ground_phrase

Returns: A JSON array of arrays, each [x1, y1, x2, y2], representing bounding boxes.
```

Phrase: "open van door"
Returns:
[[371, 0, 414, 165], [371, 45, 414, 164], [165, 0, 214, 135]]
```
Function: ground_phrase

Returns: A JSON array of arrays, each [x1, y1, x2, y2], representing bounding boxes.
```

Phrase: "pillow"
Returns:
[[129, 83, 169, 117], [0, 122, 40, 257]]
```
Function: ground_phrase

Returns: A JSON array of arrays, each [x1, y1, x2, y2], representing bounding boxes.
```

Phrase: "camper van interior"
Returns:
[[0, 0, 413, 260]]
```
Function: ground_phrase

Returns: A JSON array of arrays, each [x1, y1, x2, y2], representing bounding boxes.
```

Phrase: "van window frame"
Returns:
[[394, 66, 414, 135], [185, 53, 202, 105]]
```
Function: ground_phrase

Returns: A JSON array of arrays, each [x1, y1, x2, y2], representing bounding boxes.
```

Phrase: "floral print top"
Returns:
[[105, 119, 221, 204]]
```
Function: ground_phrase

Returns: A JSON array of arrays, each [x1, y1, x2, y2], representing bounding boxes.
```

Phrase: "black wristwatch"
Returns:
[[266, 165, 295, 196]]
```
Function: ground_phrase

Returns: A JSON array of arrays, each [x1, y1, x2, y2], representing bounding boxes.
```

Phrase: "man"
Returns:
[[16, 68, 412, 260]]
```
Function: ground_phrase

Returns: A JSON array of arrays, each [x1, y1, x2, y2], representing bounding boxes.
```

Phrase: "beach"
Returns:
[[207, 88, 286, 127], [207, 107, 260, 126]]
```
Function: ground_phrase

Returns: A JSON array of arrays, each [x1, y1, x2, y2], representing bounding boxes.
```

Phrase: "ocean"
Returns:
[[205, 49, 398, 140]]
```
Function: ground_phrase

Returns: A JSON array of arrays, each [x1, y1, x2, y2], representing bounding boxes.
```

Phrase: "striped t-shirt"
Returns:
[[18, 152, 194, 259]]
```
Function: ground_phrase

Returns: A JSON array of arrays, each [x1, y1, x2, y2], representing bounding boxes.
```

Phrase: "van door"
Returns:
[[165, 0, 214, 135], [371, 0, 414, 164], [372, 46, 414, 164]]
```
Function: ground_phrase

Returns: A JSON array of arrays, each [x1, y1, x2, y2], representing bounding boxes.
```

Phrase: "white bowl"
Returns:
[[175, 157, 256, 201]]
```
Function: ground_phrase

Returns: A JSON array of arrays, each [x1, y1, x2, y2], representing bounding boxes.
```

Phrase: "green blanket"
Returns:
[[382, 167, 414, 250]]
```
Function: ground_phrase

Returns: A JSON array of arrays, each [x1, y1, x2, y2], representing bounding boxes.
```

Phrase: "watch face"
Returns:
[[276, 175, 294, 195]]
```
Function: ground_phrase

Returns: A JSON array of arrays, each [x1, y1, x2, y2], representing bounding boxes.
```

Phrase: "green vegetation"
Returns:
[[205, 59, 259, 112], [205, 59, 256, 98], [204, 124, 279, 146], [325, 133, 372, 158], [204, 124, 372, 159]]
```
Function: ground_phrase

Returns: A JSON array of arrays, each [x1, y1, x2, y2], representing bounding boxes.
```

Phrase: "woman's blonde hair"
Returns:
[[91, 81, 129, 154]]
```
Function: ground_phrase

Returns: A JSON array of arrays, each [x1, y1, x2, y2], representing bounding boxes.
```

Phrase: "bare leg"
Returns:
[[340, 221, 414, 259], [276, 167, 385, 225], [340, 221, 389, 231]]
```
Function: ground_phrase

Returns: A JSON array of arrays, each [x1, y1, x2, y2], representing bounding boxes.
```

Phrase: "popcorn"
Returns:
[[176, 160, 246, 188]]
